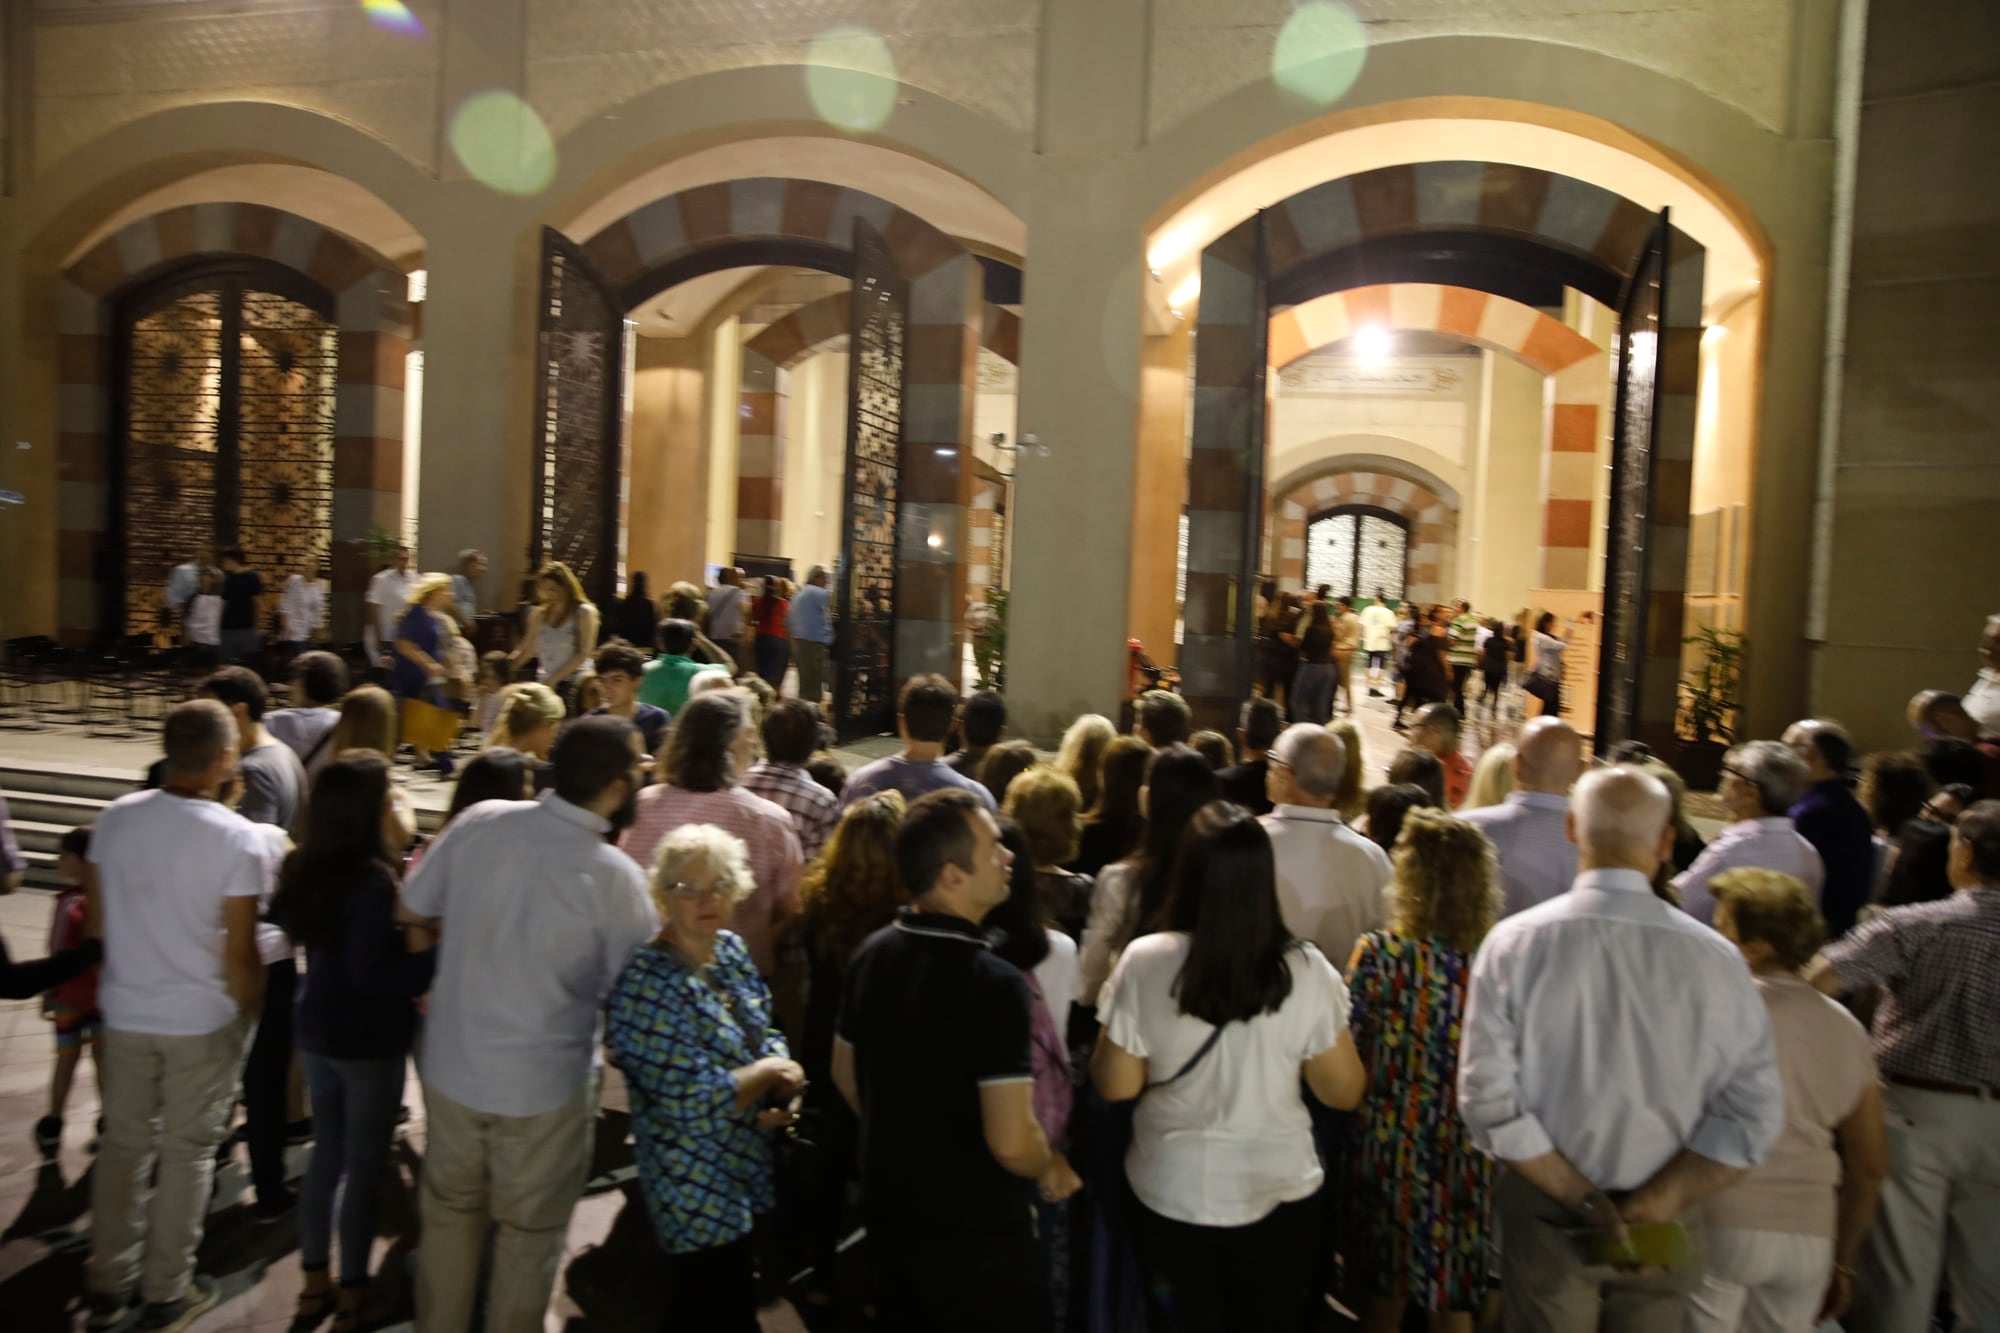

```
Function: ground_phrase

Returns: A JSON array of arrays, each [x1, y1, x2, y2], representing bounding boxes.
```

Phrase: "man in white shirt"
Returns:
[[364, 544, 416, 667], [85, 700, 269, 1333], [278, 563, 324, 649], [165, 555, 204, 630], [1461, 717, 1585, 917], [1260, 723, 1393, 972], [1359, 593, 1398, 697], [1673, 739, 1825, 926], [1460, 766, 1785, 1332], [400, 717, 658, 1333], [1966, 613, 2000, 733]]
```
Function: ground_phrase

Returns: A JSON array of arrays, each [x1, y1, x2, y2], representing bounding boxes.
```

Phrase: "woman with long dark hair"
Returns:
[[615, 572, 658, 648], [750, 577, 791, 690], [1071, 734, 1151, 878], [1392, 624, 1450, 731], [1525, 611, 1572, 717], [1291, 602, 1337, 726], [269, 753, 435, 1332], [1077, 744, 1220, 1007], [1091, 803, 1367, 1332]]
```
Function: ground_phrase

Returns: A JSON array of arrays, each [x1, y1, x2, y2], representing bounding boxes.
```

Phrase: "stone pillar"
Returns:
[[1128, 318, 1191, 660], [1008, 0, 1152, 742], [734, 348, 784, 559]]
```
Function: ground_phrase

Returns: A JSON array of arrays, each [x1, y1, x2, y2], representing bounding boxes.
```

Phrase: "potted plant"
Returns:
[[1674, 626, 1744, 791], [970, 586, 1007, 691]]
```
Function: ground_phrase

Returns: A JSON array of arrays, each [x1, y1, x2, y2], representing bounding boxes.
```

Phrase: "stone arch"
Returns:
[[735, 292, 1021, 560], [1271, 283, 1610, 590], [55, 204, 412, 644], [1272, 468, 1454, 607]]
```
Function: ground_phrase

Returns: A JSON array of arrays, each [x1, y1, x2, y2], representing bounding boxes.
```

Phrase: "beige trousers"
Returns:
[[88, 1022, 250, 1304], [792, 639, 831, 707], [1495, 1170, 1708, 1333], [415, 1081, 595, 1333]]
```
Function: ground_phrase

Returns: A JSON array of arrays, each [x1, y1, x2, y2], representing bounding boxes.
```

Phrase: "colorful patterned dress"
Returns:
[[605, 930, 790, 1254], [1346, 929, 1492, 1313]]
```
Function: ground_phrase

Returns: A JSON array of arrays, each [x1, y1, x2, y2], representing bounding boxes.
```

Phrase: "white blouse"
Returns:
[[1100, 931, 1349, 1227], [280, 575, 324, 642], [1077, 860, 1138, 1007]]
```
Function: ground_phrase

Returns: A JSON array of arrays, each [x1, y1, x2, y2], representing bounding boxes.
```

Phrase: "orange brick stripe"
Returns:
[[1269, 283, 1606, 592], [57, 204, 411, 645]]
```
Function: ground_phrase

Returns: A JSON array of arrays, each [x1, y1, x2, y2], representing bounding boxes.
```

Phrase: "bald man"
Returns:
[[1460, 766, 1784, 1332], [1459, 717, 1586, 917]]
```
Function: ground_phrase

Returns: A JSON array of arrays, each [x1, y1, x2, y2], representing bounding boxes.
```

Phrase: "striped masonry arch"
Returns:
[[1271, 469, 1452, 605]]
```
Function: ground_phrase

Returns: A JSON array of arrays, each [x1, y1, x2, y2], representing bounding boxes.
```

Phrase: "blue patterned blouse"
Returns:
[[605, 930, 790, 1254]]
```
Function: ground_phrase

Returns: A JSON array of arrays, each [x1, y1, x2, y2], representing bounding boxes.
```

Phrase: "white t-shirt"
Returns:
[[92, 789, 267, 1036], [1359, 604, 1397, 653], [367, 567, 417, 642], [1033, 928, 1081, 1035], [1101, 931, 1349, 1226], [281, 575, 324, 641], [249, 822, 296, 967], [185, 594, 222, 646]]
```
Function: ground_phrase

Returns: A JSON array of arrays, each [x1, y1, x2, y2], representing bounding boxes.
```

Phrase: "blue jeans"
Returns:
[[299, 1052, 406, 1285]]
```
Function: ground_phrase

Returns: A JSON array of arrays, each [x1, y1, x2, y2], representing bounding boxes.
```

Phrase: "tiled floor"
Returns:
[[0, 667, 1557, 1332]]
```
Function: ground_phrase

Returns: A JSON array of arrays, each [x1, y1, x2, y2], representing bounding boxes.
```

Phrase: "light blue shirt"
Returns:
[[1460, 791, 1579, 918], [166, 561, 202, 613], [838, 755, 996, 813], [1459, 868, 1783, 1191], [787, 583, 833, 645], [451, 572, 477, 625], [404, 793, 659, 1117], [1672, 816, 1826, 926]]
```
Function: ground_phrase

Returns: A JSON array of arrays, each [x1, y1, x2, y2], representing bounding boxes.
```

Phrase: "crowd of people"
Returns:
[[2, 572, 1998, 1333]]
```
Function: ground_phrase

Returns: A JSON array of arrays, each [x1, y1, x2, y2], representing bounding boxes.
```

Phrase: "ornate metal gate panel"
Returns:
[[1595, 209, 1670, 751], [114, 263, 336, 636], [531, 228, 626, 612], [833, 221, 907, 742], [1304, 506, 1411, 601]]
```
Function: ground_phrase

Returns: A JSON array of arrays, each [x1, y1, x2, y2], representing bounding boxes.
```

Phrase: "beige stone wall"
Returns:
[[32, 0, 444, 170], [1149, 0, 1802, 137], [524, 0, 1040, 139]]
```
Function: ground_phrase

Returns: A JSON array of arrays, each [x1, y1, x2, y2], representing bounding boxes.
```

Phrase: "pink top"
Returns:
[[1703, 972, 1876, 1238], [618, 784, 803, 979]]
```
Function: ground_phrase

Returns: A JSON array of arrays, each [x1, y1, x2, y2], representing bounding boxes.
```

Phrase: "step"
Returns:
[[2, 790, 111, 829], [20, 849, 61, 891], [9, 820, 76, 857], [0, 762, 143, 806]]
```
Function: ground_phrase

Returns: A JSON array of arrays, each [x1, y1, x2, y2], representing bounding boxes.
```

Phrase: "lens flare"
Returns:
[[449, 91, 556, 197], [1271, 2, 1368, 107], [806, 27, 898, 133], [360, 0, 425, 36]]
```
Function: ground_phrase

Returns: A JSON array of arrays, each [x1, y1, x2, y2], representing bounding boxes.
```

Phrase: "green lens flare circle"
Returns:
[[1272, 2, 1368, 107]]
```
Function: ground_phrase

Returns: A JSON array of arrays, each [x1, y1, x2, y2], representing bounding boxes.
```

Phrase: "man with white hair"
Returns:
[[1261, 723, 1393, 971], [1460, 717, 1586, 917], [1673, 740, 1825, 926], [1460, 766, 1785, 1331]]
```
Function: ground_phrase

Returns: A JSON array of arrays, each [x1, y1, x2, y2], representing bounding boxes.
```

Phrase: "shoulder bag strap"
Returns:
[[1143, 1021, 1225, 1095], [300, 721, 337, 768]]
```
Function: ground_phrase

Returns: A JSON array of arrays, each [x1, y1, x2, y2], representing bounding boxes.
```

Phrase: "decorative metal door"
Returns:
[[833, 221, 907, 742], [112, 261, 337, 636], [1595, 209, 1670, 751], [531, 228, 626, 612], [1304, 505, 1411, 601]]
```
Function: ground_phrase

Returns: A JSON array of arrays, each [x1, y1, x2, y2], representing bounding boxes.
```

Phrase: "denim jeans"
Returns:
[[298, 1052, 407, 1285]]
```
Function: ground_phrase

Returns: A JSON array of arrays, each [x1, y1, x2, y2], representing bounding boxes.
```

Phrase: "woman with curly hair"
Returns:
[[1346, 808, 1502, 1333], [795, 790, 906, 1313]]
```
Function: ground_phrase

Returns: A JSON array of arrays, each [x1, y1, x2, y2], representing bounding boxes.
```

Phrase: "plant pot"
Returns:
[[1672, 739, 1726, 794]]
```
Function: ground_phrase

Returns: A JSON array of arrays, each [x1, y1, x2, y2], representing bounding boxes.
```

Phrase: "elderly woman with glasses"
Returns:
[[606, 823, 807, 1331]]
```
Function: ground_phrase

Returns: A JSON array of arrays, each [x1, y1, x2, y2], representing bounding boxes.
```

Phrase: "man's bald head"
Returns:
[[1568, 765, 1675, 874], [1514, 717, 1585, 795]]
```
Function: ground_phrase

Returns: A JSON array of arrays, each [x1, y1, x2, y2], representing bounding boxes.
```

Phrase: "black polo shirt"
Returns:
[[838, 908, 1036, 1238]]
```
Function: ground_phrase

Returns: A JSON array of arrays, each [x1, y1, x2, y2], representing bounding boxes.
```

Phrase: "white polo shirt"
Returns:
[[1260, 804, 1394, 975]]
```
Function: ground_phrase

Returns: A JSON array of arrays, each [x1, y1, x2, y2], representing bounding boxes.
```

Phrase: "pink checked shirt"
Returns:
[[619, 784, 804, 978]]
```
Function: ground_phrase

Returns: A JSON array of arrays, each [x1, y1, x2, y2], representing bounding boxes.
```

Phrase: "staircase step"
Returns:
[[2, 791, 110, 828], [10, 820, 76, 856]]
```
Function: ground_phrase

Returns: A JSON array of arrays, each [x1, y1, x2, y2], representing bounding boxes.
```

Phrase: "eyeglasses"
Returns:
[[1921, 802, 1960, 825], [1720, 765, 1760, 787], [663, 881, 730, 900]]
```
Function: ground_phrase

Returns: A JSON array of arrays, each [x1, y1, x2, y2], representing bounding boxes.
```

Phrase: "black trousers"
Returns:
[[870, 1219, 1048, 1333], [243, 957, 296, 1207], [1451, 663, 1475, 714], [1134, 1193, 1324, 1333], [662, 1235, 759, 1332]]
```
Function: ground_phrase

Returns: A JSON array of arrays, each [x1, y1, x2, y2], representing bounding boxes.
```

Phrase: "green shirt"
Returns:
[[639, 653, 729, 715], [1448, 613, 1481, 667]]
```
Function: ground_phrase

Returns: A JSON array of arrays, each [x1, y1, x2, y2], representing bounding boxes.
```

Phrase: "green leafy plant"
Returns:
[[1677, 626, 1745, 744], [972, 586, 1008, 691]]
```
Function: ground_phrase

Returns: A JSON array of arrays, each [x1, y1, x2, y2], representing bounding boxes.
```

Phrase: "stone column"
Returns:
[[1008, 0, 1152, 742]]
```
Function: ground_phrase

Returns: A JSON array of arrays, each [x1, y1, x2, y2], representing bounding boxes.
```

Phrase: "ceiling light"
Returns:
[[1353, 325, 1391, 364], [1168, 273, 1201, 312]]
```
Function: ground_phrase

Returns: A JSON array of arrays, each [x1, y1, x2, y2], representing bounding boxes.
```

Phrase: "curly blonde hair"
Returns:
[[1390, 807, 1501, 955], [1004, 765, 1083, 868], [489, 682, 564, 754], [799, 791, 908, 969]]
